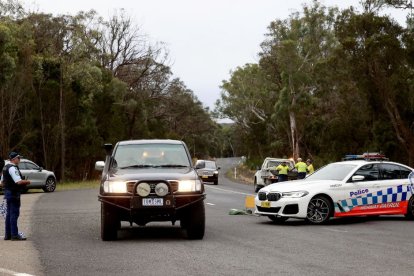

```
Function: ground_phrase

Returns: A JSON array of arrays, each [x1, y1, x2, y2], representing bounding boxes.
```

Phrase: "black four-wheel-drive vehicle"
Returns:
[[95, 139, 206, 241]]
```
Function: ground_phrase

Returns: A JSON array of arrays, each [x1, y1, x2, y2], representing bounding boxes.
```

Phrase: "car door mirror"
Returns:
[[95, 161, 105, 171], [38, 167, 43, 172], [217, 167, 221, 170], [352, 175, 365, 182]]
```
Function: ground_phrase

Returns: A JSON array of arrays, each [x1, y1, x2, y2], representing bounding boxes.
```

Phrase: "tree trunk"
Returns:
[[289, 110, 299, 160]]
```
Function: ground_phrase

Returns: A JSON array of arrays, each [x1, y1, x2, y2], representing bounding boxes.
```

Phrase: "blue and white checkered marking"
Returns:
[[335, 185, 411, 213]]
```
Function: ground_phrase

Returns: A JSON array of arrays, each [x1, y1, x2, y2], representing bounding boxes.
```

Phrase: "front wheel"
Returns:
[[306, 196, 333, 224], [267, 215, 288, 223], [43, 177, 57, 192], [182, 200, 205, 240], [405, 196, 414, 219], [101, 202, 119, 241]]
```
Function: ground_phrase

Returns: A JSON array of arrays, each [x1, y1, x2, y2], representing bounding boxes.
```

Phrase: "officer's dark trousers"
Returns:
[[297, 172, 306, 179], [5, 192, 21, 238], [278, 174, 288, 182]]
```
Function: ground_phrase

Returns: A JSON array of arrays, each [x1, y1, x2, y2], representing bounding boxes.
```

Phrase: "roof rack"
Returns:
[[342, 152, 389, 161]]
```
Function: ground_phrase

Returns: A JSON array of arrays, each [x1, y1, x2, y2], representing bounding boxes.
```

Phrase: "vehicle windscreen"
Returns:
[[305, 163, 357, 181], [267, 160, 294, 169], [204, 161, 216, 169], [113, 143, 190, 169]]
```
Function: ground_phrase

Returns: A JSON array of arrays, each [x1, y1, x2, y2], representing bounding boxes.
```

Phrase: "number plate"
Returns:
[[261, 201, 271, 208], [142, 198, 163, 206], [202, 175, 209, 178]]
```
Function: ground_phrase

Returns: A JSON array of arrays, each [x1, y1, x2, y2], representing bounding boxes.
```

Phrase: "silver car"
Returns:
[[3, 159, 57, 192]]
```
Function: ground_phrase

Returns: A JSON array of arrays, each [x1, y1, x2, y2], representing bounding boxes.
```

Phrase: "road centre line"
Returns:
[[206, 203, 215, 206], [205, 185, 255, 197], [0, 267, 35, 276]]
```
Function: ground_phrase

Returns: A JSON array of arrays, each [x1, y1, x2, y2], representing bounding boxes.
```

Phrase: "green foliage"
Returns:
[[0, 8, 220, 180], [217, 0, 414, 166]]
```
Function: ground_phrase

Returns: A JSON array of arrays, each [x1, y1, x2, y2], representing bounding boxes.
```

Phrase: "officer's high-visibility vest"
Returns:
[[276, 164, 289, 175], [307, 164, 314, 174], [295, 162, 307, 173]]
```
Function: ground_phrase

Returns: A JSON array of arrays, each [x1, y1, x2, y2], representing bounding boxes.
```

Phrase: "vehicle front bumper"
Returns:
[[254, 196, 309, 218], [198, 175, 218, 183], [98, 193, 205, 211]]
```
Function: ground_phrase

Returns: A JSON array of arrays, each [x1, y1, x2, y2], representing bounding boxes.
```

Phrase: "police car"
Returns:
[[255, 156, 414, 224]]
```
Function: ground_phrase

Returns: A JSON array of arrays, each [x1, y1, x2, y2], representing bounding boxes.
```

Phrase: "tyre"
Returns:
[[405, 196, 414, 219], [42, 177, 57, 193], [267, 215, 288, 223], [183, 200, 205, 240], [101, 202, 119, 241], [214, 180, 218, 185], [306, 195, 333, 224]]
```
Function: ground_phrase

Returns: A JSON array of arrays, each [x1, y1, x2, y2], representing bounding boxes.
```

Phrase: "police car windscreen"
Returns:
[[306, 163, 357, 181]]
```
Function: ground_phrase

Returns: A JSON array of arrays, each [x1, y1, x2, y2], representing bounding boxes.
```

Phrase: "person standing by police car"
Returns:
[[295, 158, 307, 179], [2, 152, 30, 240], [275, 161, 290, 182]]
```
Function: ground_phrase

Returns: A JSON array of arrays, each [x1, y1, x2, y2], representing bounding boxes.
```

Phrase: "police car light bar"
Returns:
[[343, 153, 388, 161]]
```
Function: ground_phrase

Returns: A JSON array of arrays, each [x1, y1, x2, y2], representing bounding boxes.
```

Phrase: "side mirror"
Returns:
[[217, 167, 221, 170], [352, 175, 365, 182], [95, 161, 105, 171], [38, 167, 43, 172]]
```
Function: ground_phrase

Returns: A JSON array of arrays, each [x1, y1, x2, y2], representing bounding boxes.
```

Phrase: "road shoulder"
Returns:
[[0, 193, 44, 276]]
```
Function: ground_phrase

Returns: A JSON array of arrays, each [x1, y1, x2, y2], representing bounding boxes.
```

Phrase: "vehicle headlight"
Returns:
[[214, 170, 219, 175], [281, 191, 309, 198], [178, 179, 202, 192], [137, 182, 151, 197], [155, 182, 169, 196], [103, 181, 127, 193]]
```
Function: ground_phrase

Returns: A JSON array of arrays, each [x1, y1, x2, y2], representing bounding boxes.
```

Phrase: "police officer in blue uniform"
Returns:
[[2, 152, 30, 240]]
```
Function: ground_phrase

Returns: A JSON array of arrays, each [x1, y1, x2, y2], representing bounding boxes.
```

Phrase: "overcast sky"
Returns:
[[21, 0, 408, 113]]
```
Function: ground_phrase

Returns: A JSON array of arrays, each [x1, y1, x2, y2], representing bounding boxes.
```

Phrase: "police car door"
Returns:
[[341, 164, 383, 215], [376, 163, 412, 214]]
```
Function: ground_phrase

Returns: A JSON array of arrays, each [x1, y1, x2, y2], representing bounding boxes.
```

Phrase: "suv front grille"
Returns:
[[126, 180, 179, 195]]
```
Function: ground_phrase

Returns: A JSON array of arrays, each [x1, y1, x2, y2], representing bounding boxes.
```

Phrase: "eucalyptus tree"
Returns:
[[259, 1, 338, 159], [334, 7, 414, 165]]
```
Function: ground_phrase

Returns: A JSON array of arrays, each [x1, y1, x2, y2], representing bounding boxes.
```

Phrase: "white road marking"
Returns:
[[0, 268, 35, 276], [205, 185, 255, 196], [206, 203, 215, 206], [322, 227, 348, 233]]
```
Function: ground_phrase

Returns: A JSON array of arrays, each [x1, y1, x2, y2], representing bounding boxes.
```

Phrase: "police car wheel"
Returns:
[[101, 202, 119, 241], [42, 177, 56, 193], [267, 215, 288, 223], [405, 196, 414, 219], [306, 196, 333, 224]]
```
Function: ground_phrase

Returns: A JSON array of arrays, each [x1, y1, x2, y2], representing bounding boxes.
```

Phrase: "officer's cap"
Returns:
[[9, 151, 22, 160]]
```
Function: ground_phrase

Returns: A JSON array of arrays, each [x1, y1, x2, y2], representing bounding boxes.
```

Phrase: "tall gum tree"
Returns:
[[335, 9, 414, 166]]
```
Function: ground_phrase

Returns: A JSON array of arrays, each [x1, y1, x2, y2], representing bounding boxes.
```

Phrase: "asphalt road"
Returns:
[[5, 157, 414, 275]]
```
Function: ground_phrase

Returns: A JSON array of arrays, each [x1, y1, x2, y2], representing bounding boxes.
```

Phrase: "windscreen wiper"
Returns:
[[158, 164, 189, 168], [119, 164, 154, 169]]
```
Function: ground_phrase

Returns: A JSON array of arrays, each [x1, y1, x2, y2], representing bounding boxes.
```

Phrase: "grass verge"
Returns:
[[226, 164, 255, 185], [56, 180, 100, 191]]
